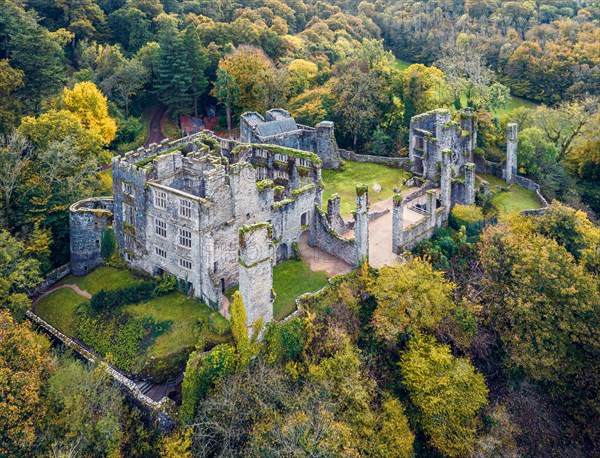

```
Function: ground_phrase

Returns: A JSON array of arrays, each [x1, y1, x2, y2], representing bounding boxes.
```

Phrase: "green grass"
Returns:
[[395, 58, 413, 72], [34, 288, 85, 336], [322, 161, 410, 215], [491, 96, 538, 117], [125, 293, 227, 358], [479, 173, 542, 216], [58, 266, 144, 294], [273, 259, 328, 320]]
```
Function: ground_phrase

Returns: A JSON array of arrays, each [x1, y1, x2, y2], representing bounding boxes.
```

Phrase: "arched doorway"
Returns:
[[276, 243, 288, 263]]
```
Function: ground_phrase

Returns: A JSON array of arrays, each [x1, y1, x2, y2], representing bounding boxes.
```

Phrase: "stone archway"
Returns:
[[276, 243, 288, 263]]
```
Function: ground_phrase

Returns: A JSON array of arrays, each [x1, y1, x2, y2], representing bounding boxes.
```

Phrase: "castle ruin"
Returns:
[[240, 109, 341, 169]]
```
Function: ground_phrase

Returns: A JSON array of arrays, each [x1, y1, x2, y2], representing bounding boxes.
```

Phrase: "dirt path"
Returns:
[[144, 105, 168, 147], [298, 232, 353, 277], [32, 283, 91, 308], [341, 187, 428, 268]]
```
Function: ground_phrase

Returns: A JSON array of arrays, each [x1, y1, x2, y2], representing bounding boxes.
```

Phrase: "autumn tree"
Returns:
[[0, 59, 24, 133], [0, 310, 52, 455], [401, 64, 449, 124], [41, 359, 123, 456], [59, 81, 117, 146], [400, 335, 488, 457], [218, 45, 278, 113], [369, 258, 456, 342]]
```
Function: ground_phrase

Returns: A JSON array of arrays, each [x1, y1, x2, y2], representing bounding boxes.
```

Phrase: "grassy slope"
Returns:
[[479, 173, 542, 216], [58, 266, 144, 294], [125, 293, 227, 358], [34, 288, 85, 336], [397, 59, 539, 116], [38, 266, 227, 367], [273, 259, 328, 321], [322, 161, 410, 215]]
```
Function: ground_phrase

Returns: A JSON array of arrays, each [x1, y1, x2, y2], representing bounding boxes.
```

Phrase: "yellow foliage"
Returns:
[[60, 81, 117, 145]]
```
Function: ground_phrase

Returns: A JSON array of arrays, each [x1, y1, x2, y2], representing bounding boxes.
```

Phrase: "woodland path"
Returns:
[[144, 104, 169, 147]]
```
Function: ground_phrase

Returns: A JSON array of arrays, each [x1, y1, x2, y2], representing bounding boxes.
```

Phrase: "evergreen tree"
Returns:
[[183, 25, 209, 118], [153, 24, 192, 112]]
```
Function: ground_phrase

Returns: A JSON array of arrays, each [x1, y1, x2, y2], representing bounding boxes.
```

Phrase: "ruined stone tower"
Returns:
[[69, 197, 114, 276], [354, 185, 369, 263], [506, 123, 518, 183], [238, 223, 274, 328]]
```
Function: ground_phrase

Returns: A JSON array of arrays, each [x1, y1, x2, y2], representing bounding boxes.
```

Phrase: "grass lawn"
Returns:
[[395, 58, 413, 72], [492, 96, 538, 117], [58, 266, 145, 294], [34, 288, 85, 336], [479, 173, 542, 216], [125, 293, 228, 358], [224, 258, 328, 321], [273, 259, 328, 321], [322, 161, 410, 215]]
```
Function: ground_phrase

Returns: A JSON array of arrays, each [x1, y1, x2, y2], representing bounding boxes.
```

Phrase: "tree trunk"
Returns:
[[226, 105, 232, 133]]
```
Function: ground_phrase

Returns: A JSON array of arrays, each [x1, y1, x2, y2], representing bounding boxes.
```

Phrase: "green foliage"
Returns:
[[100, 227, 116, 259], [76, 311, 170, 371], [450, 204, 488, 236], [370, 258, 455, 341], [180, 344, 236, 424], [374, 398, 415, 458], [89, 280, 159, 312], [44, 359, 123, 456], [400, 335, 488, 457], [263, 317, 305, 364]]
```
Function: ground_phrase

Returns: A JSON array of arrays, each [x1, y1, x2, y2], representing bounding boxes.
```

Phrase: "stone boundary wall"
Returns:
[[339, 149, 410, 169], [368, 209, 390, 221], [310, 207, 358, 266], [26, 310, 173, 419], [474, 156, 504, 177], [28, 264, 71, 298], [404, 182, 437, 204], [399, 208, 449, 252]]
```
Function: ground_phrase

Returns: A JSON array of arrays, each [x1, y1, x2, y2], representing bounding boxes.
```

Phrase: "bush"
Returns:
[[263, 318, 306, 364], [89, 281, 159, 312], [100, 227, 116, 259], [76, 312, 170, 372], [450, 204, 489, 236]]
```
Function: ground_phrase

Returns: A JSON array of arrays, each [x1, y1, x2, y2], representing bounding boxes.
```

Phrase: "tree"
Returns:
[[59, 81, 117, 146], [183, 25, 209, 118], [400, 335, 488, 457], [0, 132, 33, 222], [0, 230, 41, 320], [0, 59, 24, 133], [219, 45, 277, 113], [374, 398, 415, 458], [479, 222, 600, 386], [287, 58, 318, 98], [212, 68, 239, 132], [102, 58, 149, 116], [18, 109, 104, 159], [43, 359, 123, 456], [401, 64, 449, 124], [330, 62, 388, 148], [369, 258, 456, 342], [0, 310, 52, 455], [153, 23, 193, 111]]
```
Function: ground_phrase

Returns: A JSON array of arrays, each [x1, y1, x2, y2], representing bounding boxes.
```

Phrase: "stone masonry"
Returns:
[[505, 123, 518, 183], [70, 126, 342, 330], [240, 109, 341, 169]]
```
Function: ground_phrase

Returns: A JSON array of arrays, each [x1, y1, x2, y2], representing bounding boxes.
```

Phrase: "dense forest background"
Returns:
[[0, 0, 599, 457]]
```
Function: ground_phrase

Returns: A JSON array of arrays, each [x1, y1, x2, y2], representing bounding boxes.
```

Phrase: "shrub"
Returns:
[[263, 318, 306, 363], [450, 204, 488, 236], [89, 281, 159, 312]]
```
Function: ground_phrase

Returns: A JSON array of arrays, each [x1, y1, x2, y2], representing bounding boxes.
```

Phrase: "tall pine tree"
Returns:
[[183, 25, 209, 118], [153, 22, 192, 112]]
